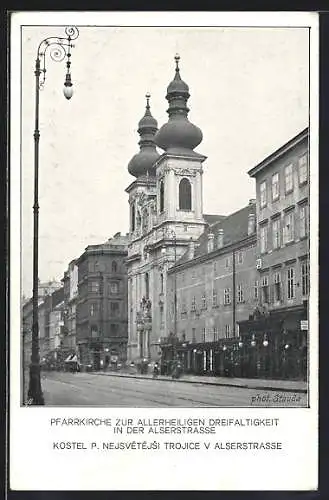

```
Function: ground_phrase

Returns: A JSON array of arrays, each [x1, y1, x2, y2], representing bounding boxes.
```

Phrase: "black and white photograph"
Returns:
[[9, 11, 319, 492], [18, 21, 313, 409]]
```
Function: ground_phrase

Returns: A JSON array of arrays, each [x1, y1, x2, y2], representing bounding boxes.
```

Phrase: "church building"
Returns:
[[126, 55, 208, 362]]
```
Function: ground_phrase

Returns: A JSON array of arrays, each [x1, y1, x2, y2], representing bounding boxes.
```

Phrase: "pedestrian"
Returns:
[[153, 362, 159, 378]]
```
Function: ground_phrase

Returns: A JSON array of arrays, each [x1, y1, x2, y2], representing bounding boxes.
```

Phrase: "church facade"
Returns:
[[126, 56, 208, 362]]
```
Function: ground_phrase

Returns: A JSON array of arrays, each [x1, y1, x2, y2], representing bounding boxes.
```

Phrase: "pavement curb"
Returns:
[[90, 372, 307, 394]]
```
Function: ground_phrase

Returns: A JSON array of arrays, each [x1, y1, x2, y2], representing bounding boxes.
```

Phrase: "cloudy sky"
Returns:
[[18, 19, 309, 297]]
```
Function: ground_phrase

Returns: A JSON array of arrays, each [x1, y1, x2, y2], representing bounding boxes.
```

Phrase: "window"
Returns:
[[260, 224, 268, 253], [287, 267, 295, 299], [254, 280, 259, 300], [261, 275, 269, 304], [237, 251, 243, 264], [179, 178, 192, 210], [181, 300, 187, 315], [224, 288, 231, 305], [272, 218, 281, 249], [192, 270, 196, 279], [298, 154, 308, 184], [145, 273, 149, 299], [192, 328, 196, 343], [89, 281, 100, 293], [112, 261, 118, 273], [90, 303, 99, 316], [91, 325, 98, 338], [212, 288, 218, 307], [260, 181, 267, 208], [225, 257, 230, 268], [273, 272, 282, 302], [213, 261, 217, 273], [272, 173, 280, 201], [301, 260, 309, 296], [109, 282, 119, 294], [110, 323, 118, 336], [202, 328, 206, 343], [201, 293, 207, 310], [159, 180, 164, 213], [131, 204, 135, 232], [110, 302, 120, 317], [160, 273, 164, 294], [284, 163, 293, 193], [213, 327, 218, 342], [299, 205, 308, 238], [237, 284, 244, 303], [284, 211, 294, 244], [225, 324, 231, 338], [191, 296, 196, 311]]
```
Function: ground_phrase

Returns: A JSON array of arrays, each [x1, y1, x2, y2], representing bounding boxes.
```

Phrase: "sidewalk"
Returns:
[[92, 370, 307, 393]]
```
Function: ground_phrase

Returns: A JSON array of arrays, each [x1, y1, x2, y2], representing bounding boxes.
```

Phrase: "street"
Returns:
[[39, 372, 307, 407]]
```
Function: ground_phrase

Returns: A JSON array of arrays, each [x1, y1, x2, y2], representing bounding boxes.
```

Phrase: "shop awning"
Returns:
[[64, 354, 78, 363]]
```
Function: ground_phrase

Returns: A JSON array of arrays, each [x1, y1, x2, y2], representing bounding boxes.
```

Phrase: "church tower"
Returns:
[[154, 54, 206, 230], [126, 94, 159, 361], [126, 56, 206, 363]]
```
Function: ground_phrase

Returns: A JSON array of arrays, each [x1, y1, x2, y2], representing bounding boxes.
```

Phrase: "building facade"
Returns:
[[22, 280, 63, 365], [238, 128, 309, 380], [76, 233, 128, 370], [62, 259, 79, 350], [162, 202, 258, 376], [126, 58, 208, 363], [22, 280, 63, 401]]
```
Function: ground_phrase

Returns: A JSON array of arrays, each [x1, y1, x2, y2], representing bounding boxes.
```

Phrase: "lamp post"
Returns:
[[28, 26, 79, 405]]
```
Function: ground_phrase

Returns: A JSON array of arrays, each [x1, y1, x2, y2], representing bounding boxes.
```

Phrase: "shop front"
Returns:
[[238, 306, 308, 381], [160, 305, 307, 380], [160, 336, 245, 377]]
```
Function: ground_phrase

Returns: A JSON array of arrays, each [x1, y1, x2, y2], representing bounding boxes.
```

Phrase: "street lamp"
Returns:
[[28, 26, 79, 405]]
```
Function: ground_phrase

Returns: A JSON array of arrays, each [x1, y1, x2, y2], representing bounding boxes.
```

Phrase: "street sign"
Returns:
[[300, 320, 308, 331]]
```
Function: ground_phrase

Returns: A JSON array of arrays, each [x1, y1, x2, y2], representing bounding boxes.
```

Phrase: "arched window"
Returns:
[[112, 261, 118, 273], [179, 178, 192, 210], [131, 204, 135, 232], [159, 180, 164, 213]]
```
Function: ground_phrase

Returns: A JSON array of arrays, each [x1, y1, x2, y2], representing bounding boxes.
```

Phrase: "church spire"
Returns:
[[128, 93, 160, 178], [155, 54, 203, 155]]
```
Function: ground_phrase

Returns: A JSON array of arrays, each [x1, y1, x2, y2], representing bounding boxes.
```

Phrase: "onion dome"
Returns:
[[128, 93, 160, 178], [155, 54, 203, 155]]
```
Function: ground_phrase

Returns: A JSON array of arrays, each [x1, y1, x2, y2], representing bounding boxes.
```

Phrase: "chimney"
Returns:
[[188, 238, 195, 260], [248, 213, 256, 235], [217, 228, 224, 249], [207, 232, 214, 253]]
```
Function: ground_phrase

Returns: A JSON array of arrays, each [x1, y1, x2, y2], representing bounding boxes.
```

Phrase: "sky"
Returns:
[[19, 22, 309, 297]]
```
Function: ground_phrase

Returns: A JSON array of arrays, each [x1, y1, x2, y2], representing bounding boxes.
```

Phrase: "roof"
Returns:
[[105, 232, 129, 247], [248, 127, 309, 178], [176, 202, 256, 266], [203, 214, 226, 225], [77, 233, 129, 263]]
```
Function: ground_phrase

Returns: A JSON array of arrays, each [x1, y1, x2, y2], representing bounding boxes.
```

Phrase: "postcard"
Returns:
[[10, 11, 318, 491]]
